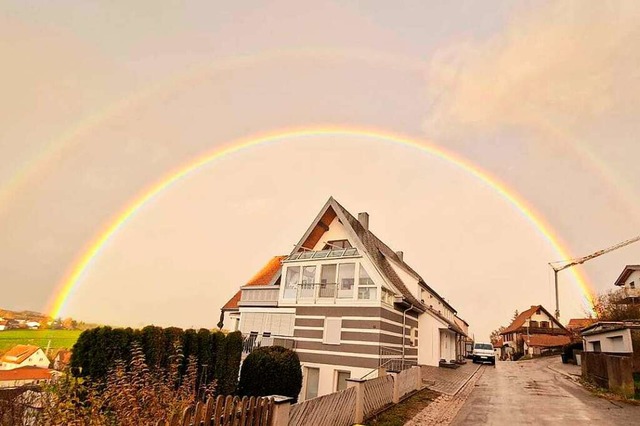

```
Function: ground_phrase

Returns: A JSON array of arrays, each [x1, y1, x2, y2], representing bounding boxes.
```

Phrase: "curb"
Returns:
[[547, 363, 581, 381], [452, 364, 482, 396]]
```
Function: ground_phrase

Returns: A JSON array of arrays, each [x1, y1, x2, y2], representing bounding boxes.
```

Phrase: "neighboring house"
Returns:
[[220, 197, 467, 401], [0, 366, 55, 388], [25, 321, 40, 330], [0, 320, 7, 331], [51, 349, 72, 371], [613, 265, 640, 304], [500, 305, 571, 356], [0, 345, 50, 370], [581, 321, 640, 373]]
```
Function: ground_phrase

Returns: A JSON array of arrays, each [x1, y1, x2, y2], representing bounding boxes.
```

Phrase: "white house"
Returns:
[[25, 321, 40, 330], [581, 321, 640, 354], [613, 265, 640, 304], [0, 345, 50, 370], [220, 197, 467, 401]]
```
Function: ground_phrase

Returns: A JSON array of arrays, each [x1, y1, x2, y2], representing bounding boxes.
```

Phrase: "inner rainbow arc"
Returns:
[[47, 126, 595, 319]]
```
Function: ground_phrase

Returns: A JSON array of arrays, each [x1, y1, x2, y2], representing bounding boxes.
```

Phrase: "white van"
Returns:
[[472, 342, 496, 365]]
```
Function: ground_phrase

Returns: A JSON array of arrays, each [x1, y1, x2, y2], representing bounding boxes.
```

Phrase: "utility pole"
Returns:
[[549, 234, 640, 320]]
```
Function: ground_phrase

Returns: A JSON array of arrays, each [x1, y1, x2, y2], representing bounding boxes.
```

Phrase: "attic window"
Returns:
[[630, 281, 635, 289], [323, 240, 352, 250], [536, 309, 541, 315]]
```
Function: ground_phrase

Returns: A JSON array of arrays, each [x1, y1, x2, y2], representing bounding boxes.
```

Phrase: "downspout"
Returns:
[[402, 304, 414, 370]]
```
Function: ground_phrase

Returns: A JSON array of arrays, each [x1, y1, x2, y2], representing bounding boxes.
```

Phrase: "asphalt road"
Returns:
[[451, 357, 640, 425]]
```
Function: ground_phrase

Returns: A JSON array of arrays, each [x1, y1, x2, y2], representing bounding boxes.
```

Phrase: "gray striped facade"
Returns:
[[293, 305, 419, 369]]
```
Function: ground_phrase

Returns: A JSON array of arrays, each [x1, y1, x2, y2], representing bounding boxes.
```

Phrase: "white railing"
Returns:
[[241, 333, 295, 355]]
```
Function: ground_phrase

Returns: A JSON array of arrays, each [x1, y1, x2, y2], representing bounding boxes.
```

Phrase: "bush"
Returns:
[[238, 346, 302, 401]]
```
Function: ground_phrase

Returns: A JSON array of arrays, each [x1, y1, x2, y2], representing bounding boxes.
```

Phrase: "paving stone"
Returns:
[[420, 362, 482, 395]]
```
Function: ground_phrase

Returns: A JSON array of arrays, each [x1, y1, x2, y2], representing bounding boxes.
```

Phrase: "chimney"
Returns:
[[358, 212, 369, 230], [396, 251, 404, 261]]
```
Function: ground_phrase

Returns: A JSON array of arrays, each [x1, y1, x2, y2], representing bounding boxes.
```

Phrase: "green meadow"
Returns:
[[0, 329, 82, 354]]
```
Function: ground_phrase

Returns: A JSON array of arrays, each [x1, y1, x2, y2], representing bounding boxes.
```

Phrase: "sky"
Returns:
[[1, 0, 639, 340]]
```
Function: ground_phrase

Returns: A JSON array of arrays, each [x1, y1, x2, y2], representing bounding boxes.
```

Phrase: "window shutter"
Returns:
[[323, 318, 342, 345]]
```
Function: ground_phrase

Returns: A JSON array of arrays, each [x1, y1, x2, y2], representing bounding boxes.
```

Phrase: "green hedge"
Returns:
[[70, 326, 241, 393], [238, 346, 302, 401]]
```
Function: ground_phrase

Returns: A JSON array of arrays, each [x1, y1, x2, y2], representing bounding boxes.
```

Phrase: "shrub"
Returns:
[[238, 346, 302, 401]]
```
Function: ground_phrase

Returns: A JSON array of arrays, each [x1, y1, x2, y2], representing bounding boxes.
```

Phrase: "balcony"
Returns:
[[614, 287, 640, 304], [238, 286, 279, 307], [283, 282, 367, 304]]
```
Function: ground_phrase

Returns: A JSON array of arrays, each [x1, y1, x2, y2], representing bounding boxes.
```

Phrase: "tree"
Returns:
[[512, 310, 519, 321], [593, 290, 640, 321], [215, 331, 243, 395], [490, 326, 505, 345], [238, 346, 302, 402]]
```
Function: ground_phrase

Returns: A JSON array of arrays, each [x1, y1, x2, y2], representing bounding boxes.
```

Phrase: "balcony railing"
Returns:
[[241, 332, 295, 355], [285, 248, 360, 261], [283, 282, 360, 303], [239, 286, 279, 307]]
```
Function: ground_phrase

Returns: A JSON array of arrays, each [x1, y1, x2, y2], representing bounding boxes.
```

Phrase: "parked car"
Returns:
[[472, 342, 496, 365]]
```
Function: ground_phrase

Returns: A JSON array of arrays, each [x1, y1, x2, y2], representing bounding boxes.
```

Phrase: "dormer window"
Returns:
[[323, 240, 352, 250]]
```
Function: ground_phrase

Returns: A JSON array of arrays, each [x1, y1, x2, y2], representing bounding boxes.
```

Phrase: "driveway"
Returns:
[[451, 356, 640, 425]]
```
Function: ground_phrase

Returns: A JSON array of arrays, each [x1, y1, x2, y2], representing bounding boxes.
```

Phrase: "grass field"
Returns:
[[0, 329, 82, 354]]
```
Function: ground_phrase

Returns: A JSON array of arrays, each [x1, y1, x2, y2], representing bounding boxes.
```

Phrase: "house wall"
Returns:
[[524, 310, 560, 329], [619, 270, 640, 288], [309, 217, 350, 251], [417, 311, 448, 366], [298, 362, 371, 401], [0, 349, 49, 370], [0, 377, 51, 388], [583, 329, 633, 353], [220, 310, 240, 332]]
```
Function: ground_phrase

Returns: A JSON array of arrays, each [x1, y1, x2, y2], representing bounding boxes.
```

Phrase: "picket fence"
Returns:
[[156, 395, 274, 426], [159, 366, 423, 426], [362, 375, 394, 418], [287, 386, 356, 426]]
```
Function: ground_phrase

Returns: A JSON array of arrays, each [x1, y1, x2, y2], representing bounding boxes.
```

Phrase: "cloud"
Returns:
[[424, 1, 640, 139]]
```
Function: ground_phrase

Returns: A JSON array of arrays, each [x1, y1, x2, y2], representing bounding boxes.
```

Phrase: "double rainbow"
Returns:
[[47, 126, 595, 319]]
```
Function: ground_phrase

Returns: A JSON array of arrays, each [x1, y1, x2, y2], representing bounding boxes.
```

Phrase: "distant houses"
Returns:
[[0, 345, 50, 371]]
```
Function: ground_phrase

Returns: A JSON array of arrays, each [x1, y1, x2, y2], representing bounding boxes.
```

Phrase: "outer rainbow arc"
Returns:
[[47, 126, 595, 319]]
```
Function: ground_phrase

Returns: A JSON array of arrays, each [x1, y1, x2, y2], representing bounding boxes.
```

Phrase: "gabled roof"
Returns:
[[0, 366, 54, 382], [500, 305, 566, 335], [221, 255, 286, 311], [290, 197, 466, 335], [613, 265, 640, 286], [0, 345, 42, 365], [526, 334, 571, 348], [581, 320, 640, 336], [566, 318, 596, 331]]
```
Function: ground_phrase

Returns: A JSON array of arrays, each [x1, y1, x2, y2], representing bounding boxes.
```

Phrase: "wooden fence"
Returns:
[[158, 366, 424, 426], [362, 375, 394, 418], [156, 395, 274, 426], [287, 386, 356, 426]]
